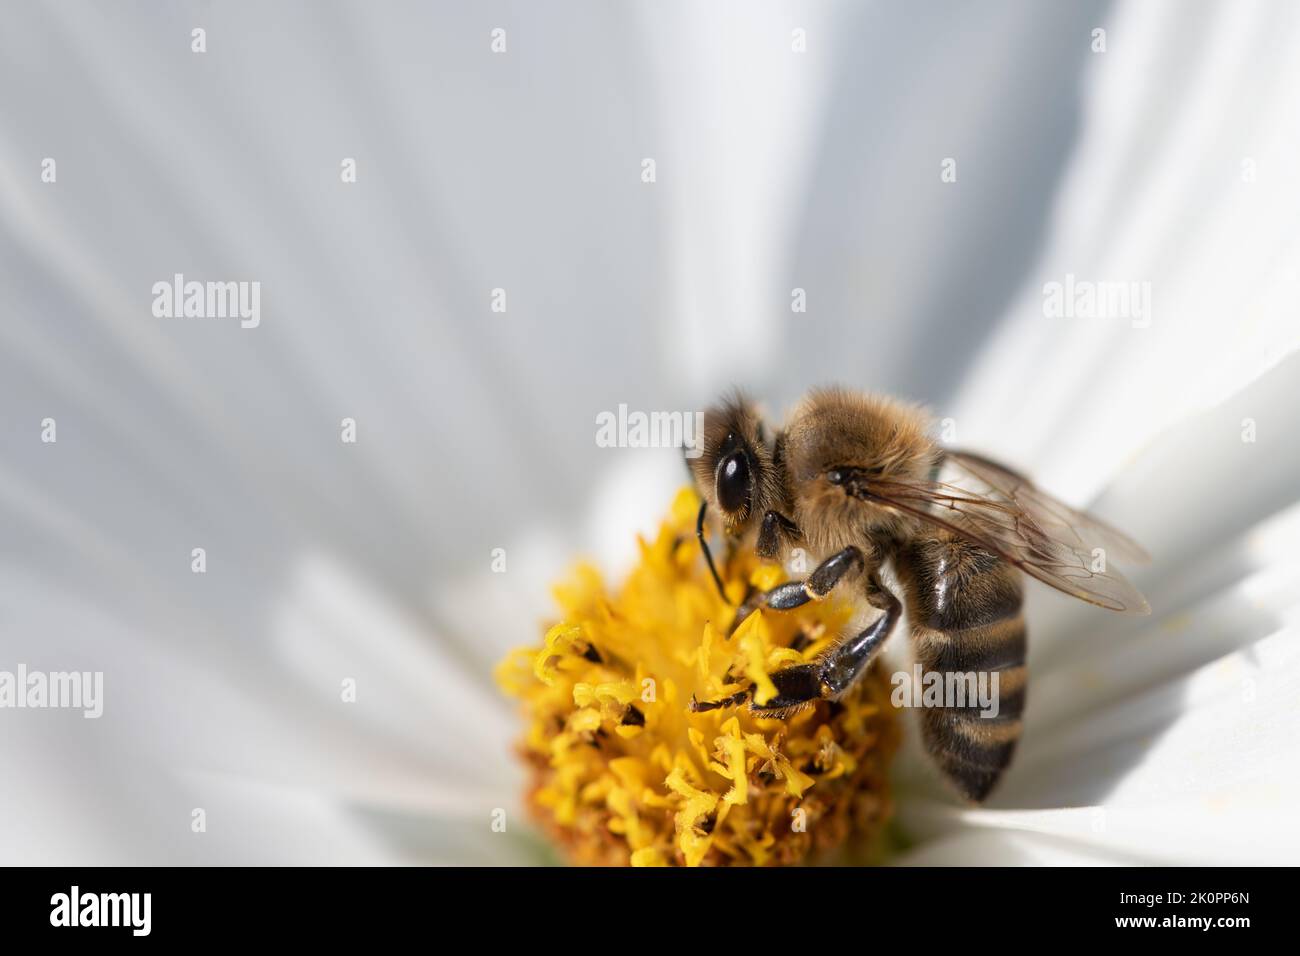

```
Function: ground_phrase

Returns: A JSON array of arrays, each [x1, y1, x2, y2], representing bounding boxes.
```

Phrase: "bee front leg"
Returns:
[[727, 545, 864, 636], [726, 509, 800, 618], [755, 510, 800, 560], [766, 546, 864, 608]]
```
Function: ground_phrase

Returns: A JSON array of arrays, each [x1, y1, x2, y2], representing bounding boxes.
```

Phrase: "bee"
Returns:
[[687, 388, 1149, 802]]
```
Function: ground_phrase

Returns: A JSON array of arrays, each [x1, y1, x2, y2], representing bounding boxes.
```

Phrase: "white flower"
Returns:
[[1, 0, 1296, 864]]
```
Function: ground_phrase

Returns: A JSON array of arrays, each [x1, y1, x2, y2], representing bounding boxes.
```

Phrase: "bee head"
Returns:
[[688, 394, 781, 533]]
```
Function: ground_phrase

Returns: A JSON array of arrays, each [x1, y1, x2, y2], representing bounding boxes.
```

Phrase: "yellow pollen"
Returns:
[[496, 487, 900, 866]]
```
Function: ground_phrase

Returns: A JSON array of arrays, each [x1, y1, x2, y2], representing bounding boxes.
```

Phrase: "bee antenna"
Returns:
[[696, 500, 732, 605]]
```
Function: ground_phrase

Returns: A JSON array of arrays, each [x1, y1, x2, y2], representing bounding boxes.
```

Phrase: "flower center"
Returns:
[[497, 488, 899, 866]]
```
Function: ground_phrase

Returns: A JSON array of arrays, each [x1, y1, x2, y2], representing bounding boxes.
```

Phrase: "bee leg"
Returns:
[[749, 663, 824, 711], [755, 510, 800, 560], [771, 546, 865, 608], [687, 686, 753, 713], [817, 583, 901, 697], [750, 579, 901, 712], [727, 546, 864, 636]]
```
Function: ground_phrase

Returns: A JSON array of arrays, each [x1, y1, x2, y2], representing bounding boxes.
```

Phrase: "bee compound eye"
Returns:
[[716, 451, 752, 513]]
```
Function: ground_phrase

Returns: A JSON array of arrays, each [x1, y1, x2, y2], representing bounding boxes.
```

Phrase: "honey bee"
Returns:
[[687, 388, 1149, 802]]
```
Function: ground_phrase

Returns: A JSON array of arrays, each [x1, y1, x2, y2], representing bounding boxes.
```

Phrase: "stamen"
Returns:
[[497, 488, 899, 867]]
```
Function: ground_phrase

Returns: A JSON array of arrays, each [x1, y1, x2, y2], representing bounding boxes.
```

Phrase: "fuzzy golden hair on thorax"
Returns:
[[780, 388, 938, 556], [782, 388, 936, 480]]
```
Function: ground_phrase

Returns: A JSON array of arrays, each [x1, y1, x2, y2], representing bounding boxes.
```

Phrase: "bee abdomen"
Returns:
[[916, 639, 1026, 802], [896, 535, 1028, 803]]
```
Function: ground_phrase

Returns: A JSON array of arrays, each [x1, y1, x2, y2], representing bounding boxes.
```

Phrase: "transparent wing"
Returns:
[[843, 458, 1150, 615], [945, 450, 1151, 565]]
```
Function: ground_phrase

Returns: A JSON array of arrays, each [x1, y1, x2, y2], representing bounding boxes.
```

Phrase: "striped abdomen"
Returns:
[[894, 532, 1027, 802]]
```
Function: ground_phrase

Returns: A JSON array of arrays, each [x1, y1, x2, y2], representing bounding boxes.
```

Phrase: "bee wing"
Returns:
[[945, 450, 1151, 565], [854, 467, 1151, 615]]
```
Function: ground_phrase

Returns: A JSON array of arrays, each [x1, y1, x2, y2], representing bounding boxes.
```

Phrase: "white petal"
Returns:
[[952, 0, 1300, 500], [894, 828, 1138, 867]]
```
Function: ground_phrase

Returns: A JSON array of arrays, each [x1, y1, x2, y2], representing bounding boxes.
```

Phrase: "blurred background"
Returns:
[[2, 0, 1298, 864]]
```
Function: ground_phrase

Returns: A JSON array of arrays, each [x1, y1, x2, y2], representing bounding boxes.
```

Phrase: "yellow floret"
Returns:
[[496, 487, 899, 866]]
